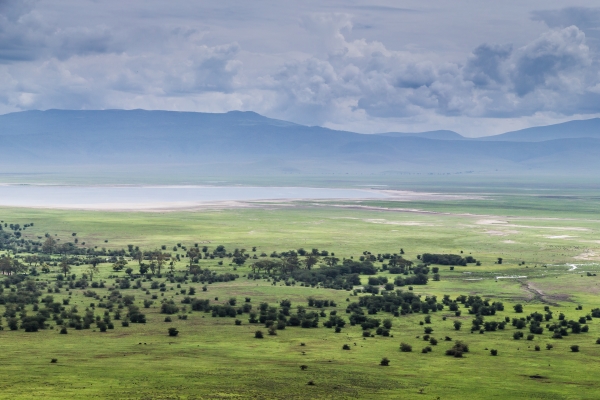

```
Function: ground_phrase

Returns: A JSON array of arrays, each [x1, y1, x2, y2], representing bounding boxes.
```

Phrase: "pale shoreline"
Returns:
[[0, 185, 484, 212]]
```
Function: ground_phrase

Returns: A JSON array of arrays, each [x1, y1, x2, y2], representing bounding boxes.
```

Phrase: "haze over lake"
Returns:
[[0, 185, 391, 210]]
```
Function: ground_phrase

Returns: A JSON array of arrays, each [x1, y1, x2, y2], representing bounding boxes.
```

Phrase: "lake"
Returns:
[[0, 185, 390, 210]]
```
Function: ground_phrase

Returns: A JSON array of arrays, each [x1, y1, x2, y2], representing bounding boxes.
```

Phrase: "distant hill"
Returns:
[[378, 130, 465, 140], [480, 118, 600, 142], [0, 109, 599, 176]]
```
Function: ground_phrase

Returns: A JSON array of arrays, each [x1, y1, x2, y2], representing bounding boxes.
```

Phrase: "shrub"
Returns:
[[168, 327, 179, 337], [429, 338, 438, 346], [454, 321, 462, 330], [571, 345, 580, 352], [490, 349, 498, 356], [424, 327, 433, 334], [50, 358, 58, 363], [160, 302, 179, 315], [445, 341, 469, 357], [514, 304, 523, 313], [268, 326, 277, 336], [235, 319, 242, 325], [513, 331, 523, 340], [121, 321, 129, 327], [59, 327, 68, 334], [342, 344, 351, 350], [535, 345, 540, 351], [380, 357, 390, 366], [300, 365, 308, 370], [400, 343, 412, 352], [255, 330, 264, 339], [527, 334, 535, 341], [97, 321, 107, 332], [164, 316, 172, 322], [546, 344, 553, 350]]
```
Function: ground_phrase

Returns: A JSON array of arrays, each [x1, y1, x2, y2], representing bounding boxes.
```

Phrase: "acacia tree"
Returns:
[[323, 256, 340, 267], [304, 254, 320, 270], [60, 258, 71, 277], [155, 251, 168, 275], [232, 248, 247, 266], [86, 264, 99, 281], [0, 256, 25, 275], [252, 259, 281, 275], [42, 237, 56, 254], [282, 254, 300, 274], [187, 247, 201, 269], [24, 255, 39, 269]]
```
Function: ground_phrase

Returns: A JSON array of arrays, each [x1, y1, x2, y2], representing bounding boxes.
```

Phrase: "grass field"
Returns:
[[1, 188, 600, 399]]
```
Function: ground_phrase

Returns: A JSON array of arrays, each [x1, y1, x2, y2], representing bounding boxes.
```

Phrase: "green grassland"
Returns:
[[1, 191, 600, 399]]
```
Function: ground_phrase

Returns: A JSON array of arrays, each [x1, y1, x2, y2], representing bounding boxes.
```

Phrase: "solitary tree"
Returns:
[[86, 264, 99, 281], [60, 258, 71, 278]]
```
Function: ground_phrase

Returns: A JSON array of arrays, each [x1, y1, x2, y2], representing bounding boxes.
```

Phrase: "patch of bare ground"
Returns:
[[483, 230, 519, 236], [520, 281, 568, 306], [574, 250, 600, 261]]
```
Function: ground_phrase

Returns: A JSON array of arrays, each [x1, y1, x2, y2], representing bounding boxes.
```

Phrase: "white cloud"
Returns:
[[3, 2, 600, 136]]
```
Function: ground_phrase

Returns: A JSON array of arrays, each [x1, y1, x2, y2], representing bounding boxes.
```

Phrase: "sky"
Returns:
[[2, 1, 600, 136]]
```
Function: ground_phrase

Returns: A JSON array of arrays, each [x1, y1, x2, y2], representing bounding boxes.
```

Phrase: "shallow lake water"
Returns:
[[0, 185, 390, 209]]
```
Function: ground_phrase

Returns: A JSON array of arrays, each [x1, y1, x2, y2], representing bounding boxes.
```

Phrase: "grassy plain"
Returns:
[[1, 188, 600, 399]]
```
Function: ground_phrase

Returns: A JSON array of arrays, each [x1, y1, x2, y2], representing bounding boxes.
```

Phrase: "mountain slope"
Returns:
[[480, 118, 600, 142], [377, 130, 464, 140], [0, 109, 599, 175]]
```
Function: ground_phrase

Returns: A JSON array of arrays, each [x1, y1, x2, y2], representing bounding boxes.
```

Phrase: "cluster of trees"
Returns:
[[0, 278, 148, 332], [420, 253, 477, 266], [349, 291, 442, 317], [188, 268, 238, 283]]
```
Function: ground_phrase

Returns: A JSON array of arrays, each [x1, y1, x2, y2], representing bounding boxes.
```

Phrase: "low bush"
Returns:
[[445, 341, 469, 358], [400, 342, 412, 352]]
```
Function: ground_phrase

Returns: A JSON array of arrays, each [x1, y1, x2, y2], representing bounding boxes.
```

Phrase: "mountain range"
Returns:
[[0, 109, 599, 175]]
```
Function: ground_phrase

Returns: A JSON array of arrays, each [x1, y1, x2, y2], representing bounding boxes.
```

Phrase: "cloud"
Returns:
[[510, 26, 591, 96], [532, 7, 600, 51], [532, 7, 600, 31], [266, 20, 600, 124], [0, 2, 120, 63], [0, 0, 37, 22], [2, 2, 600, 136], [463, 44, 512, 87]]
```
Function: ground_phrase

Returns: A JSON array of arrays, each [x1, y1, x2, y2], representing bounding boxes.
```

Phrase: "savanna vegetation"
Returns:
[[0, 188, 600, 399]]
